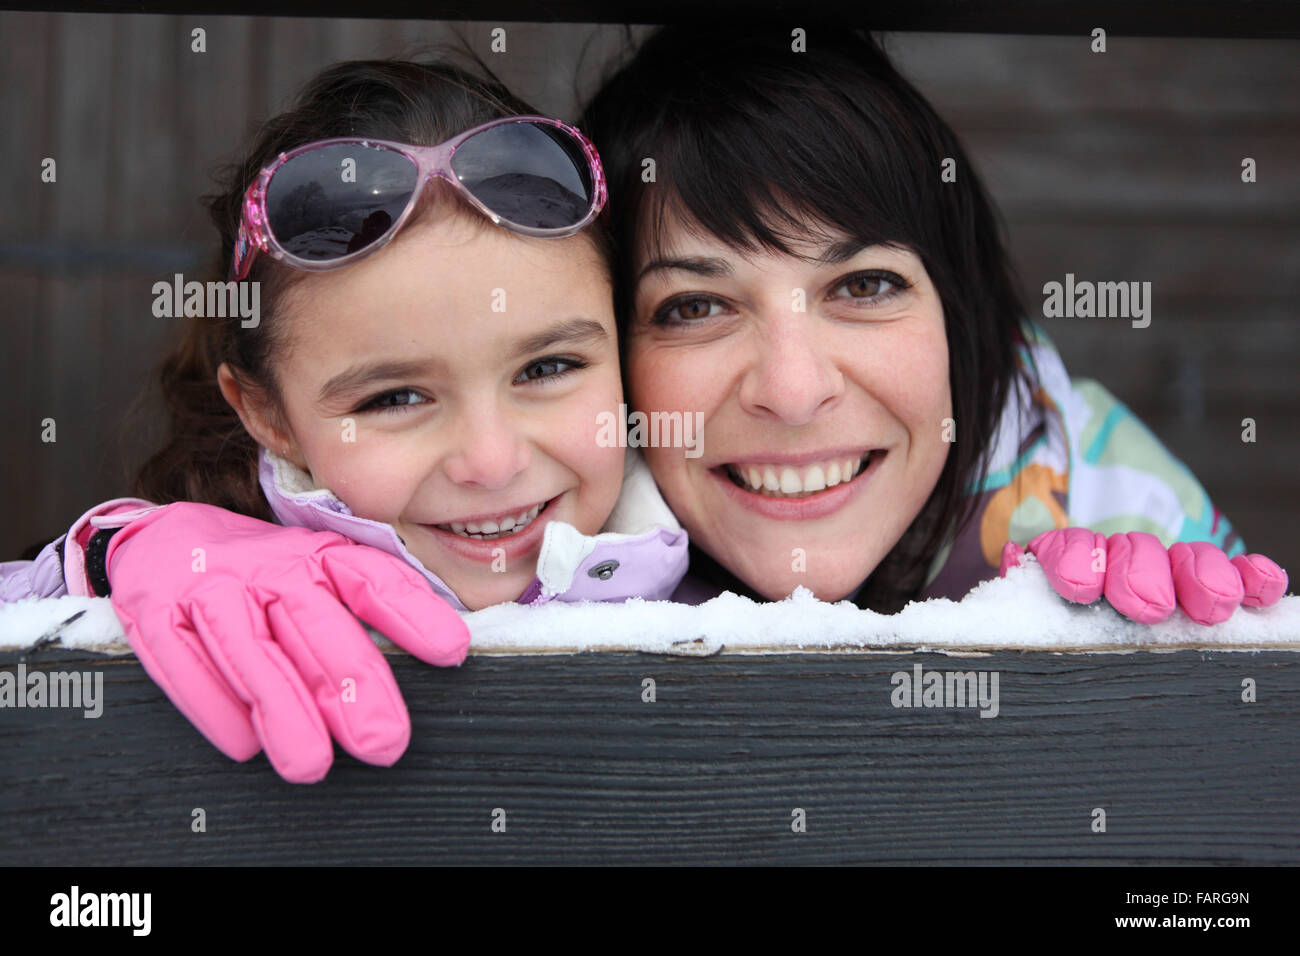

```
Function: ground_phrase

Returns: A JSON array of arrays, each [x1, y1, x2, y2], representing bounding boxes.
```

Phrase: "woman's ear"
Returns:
[[216, 362, 306, 469]]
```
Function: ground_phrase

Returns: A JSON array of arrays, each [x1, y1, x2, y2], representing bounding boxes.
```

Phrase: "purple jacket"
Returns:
[[0, 496, 152, 605], [0, 447, 689, 611], [256, 446, 688, 611]]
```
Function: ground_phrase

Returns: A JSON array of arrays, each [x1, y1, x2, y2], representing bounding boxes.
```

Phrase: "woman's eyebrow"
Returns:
[[817, 238, 868, 265], [637, 241, 880, 284], [636, 256, 732, 283], [510, 317, 608, 359]]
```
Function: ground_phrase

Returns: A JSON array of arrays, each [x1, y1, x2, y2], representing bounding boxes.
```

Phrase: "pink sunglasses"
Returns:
[[230, 115, 607, 280]]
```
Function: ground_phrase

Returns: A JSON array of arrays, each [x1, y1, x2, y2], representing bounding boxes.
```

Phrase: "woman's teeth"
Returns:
[[436, 501, 547, 539], [725, 453, 879, 498]]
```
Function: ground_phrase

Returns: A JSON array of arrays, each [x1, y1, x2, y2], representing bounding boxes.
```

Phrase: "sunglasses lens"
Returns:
[[451, 122, 594, 230], [265, 143, 418, 261]]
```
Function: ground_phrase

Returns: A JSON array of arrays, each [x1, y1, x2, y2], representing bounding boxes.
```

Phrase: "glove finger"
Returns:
[[1028, 527, 1107, 604], [1231, 553, 1288, 608], [116, 600, 261, 763], [321, 547, 471, 667], [261, 580, 413, 768], [188, 592, 334, 783], [999, 540, 1026, 577], [1169, 541, 1245, 625], [1103, 531, 1176, 624]]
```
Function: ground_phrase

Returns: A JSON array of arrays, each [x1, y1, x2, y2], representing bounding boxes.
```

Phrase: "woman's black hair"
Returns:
[[579, 23, 1030, 612]]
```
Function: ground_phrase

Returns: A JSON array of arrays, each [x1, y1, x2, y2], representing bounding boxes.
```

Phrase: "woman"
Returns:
[[577, 22, 1286, 618]]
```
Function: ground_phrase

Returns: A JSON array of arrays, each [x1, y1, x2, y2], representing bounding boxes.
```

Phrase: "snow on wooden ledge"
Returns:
[[2, 557, 1296, 656]]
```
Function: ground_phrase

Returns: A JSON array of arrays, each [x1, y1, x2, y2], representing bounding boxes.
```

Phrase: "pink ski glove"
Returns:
[[99, 501, 470, 783], [1000, 527, 1288, 625]]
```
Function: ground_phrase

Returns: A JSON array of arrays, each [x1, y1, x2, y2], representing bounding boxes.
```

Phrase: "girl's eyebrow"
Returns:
[[317, 359, 438, 405], [509, 317, 608, 359], [636, 256, 731, 283], [315, 318, 609, 405]]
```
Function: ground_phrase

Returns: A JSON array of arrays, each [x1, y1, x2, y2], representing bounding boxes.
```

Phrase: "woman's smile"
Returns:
[[718, 448, 885, 498], [709, 446, 889, 524], [629, 214, 951, 602], [709, 447, 888, 517]]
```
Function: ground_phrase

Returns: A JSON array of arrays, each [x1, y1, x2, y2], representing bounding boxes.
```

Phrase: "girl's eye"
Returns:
[[357, 388, 430, 415], [830, 270, 910, 302], [515, 356, 588, 385], [652, 295, 727, 326]]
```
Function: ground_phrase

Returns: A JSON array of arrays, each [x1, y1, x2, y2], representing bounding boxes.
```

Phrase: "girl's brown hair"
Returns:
[[131, 55, 611, 520]]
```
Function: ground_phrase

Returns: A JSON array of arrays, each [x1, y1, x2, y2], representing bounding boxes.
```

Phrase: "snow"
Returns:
[[1, 556, 1297, 656]]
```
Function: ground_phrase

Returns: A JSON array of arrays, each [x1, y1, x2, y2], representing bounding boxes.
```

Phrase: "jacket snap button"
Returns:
[[588, 559, 619, 581]]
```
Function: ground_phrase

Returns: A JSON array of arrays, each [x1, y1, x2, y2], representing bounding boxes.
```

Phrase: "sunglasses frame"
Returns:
[[229, 114, 607, 281]]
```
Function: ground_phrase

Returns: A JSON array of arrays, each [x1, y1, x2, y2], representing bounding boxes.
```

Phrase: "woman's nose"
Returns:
[[441, 406, 530, 490], [737, 311, 845, 425]]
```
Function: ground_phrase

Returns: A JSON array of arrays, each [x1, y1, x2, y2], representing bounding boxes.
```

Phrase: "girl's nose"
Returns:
[[441, 407, 530, 491], [737, 311, 845, 426]]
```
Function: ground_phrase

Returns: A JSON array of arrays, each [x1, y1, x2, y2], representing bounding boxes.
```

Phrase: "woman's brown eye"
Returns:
[[677, 297, 713, 320], [846, 276, 883, 297]]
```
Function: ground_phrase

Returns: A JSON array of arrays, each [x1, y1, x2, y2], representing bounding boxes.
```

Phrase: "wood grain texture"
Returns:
[[2, 648, 1296, 865]]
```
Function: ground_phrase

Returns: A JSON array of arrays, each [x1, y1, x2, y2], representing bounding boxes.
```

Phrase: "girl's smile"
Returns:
[[221, 203, 626, 610], [417, 493, 559, 563]]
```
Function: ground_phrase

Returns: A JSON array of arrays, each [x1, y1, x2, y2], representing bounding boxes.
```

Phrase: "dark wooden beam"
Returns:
[[4, 2, 1300, 38], [3, 646, 1297, 864]]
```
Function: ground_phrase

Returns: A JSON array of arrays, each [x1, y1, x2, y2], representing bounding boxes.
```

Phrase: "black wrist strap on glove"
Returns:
[[85, 527, 122, 598]]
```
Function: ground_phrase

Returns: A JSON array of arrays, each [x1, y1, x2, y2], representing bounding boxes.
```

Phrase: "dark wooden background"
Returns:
[[1, 13, 1297, 573], [2, 647, 1297, 864]]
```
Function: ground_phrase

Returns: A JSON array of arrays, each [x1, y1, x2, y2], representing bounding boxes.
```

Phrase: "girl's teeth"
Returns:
[[730, 453, 876, 497], [437, 501, 547, 538]]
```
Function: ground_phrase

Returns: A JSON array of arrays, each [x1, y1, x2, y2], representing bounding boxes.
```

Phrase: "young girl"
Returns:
[[0, 57, 686, 783]]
